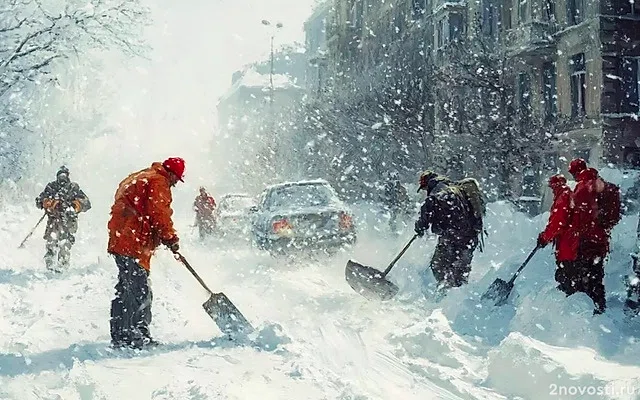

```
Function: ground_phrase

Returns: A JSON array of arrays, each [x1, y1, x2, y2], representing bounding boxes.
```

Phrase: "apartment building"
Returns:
[[504, 0, 640, 170], [325, 0, 640, 187]]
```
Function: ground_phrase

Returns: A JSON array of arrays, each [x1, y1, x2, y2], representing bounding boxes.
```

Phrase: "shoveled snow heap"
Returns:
[[0, 193, 639, 399]]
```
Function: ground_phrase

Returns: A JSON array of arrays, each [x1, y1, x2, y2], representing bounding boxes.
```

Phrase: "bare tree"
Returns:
[[0, 0, 150, 182], [0, 0, 149, 98], [433, 30, 547, 198]]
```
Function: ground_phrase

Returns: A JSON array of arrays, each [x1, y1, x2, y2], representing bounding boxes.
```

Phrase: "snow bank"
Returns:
[[358, 198, 640, 399], [485, 332, 640, 400]]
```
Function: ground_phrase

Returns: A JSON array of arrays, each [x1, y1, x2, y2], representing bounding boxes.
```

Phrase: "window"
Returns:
[[542, 0, 555, 21], [504, 5, 512, 30], [621, 57, 640, 113], [449, 13, 463, 42], [518, 72, 532, 121], [542, 62, 557, 122], [623, 147, 640, 168], [412, 0, 427, 18], [518, 0, 529, 25], [570, 53, 587, 117], [575, 149, 590, 162], [613, 0, 640, 15], [436, 18, 444, 48], [568, 0, 584, 25], [348, 0, 363, 28], [481, 0, 499, 37]]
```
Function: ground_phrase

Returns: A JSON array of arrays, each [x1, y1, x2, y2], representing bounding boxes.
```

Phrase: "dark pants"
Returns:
[[555, 259, 606, 314], [44, 215, 77, 271], [196, 215, 215, 239], [430, 235, 478, 289], [110, 255, 153, 348]]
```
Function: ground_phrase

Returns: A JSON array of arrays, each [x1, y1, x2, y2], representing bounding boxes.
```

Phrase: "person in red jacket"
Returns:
[[108, 157, 184, 349], [193, 187, 216, 239], [538, 174, 580, 296], [568, 159, 608, 314]]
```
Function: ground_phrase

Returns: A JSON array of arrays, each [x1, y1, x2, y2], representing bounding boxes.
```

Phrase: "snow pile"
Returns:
[[376, 199, 640, 399]]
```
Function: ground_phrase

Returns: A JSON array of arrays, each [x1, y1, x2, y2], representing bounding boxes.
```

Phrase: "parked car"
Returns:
[[213, 193, 256, 239], [250, 179, 357, 254]]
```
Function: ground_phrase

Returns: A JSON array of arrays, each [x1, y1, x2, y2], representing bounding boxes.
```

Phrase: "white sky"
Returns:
[[69, 0, 317, 220]]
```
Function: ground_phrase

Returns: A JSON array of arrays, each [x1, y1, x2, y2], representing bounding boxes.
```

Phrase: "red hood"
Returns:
[[552, 184, 571, 197], [577, 167, 598, 182]]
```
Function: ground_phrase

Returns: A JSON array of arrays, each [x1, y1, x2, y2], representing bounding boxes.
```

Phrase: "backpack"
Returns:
[[597, 180, 621, 232], [456, 178, 486, 232]]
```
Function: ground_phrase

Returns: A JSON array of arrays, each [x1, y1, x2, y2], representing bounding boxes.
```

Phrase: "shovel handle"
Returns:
[[507, 244, 540, 285], [18, 213, 46, 248], [382, 234, 419, 277], [174, 251, 214, 295]]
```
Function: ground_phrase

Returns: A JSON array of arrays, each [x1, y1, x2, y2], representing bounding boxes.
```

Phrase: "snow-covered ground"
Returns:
[[1, 198, 639, 400]]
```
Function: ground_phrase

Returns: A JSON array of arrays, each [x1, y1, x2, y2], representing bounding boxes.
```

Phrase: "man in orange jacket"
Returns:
[[107, 157, 185, 349]]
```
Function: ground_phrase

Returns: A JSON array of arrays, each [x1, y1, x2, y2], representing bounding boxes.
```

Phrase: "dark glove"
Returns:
[[414, 221, 426, 237], [163, 236, 179, 253], [537, 233, 548, 248]]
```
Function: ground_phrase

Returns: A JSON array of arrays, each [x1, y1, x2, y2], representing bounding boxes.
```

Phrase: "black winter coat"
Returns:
[[417, 178, 474, 239]]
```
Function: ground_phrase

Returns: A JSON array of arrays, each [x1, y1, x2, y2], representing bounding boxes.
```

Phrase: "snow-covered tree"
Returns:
[[0, 0, 150, 185]]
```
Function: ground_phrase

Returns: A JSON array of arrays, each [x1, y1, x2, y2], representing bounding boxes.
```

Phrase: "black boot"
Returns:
[[45, 247, 59, 272]]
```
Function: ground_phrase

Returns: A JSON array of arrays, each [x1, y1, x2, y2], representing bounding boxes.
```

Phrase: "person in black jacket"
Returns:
[[36, 166, 91, 272], [414, 170, 478, 291]]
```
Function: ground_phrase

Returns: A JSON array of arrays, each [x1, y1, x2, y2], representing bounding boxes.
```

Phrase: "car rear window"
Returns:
[[267, 184, 335, 209], [221, 197, 253, 210]]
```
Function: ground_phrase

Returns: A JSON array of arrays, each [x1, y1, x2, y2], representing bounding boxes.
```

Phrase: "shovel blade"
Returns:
[[203, 292, 255, 338], [481, 278, 513, 306], [345, 260, 399, 301]]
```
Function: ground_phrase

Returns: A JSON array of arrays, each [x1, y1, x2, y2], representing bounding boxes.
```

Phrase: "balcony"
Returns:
[[432, 0, 465, 17], [505, 21, 557, 59]]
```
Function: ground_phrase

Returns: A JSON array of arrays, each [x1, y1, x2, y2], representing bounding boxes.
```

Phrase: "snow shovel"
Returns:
[[481, 245, 540, 306], [18, 213, 46, 248], [175, 252, 255, 337], [345, 234, 419, 301]]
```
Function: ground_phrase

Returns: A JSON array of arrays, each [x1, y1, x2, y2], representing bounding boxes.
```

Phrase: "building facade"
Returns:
[[323, 0, 640, 196], [304, 2, 332, 95]]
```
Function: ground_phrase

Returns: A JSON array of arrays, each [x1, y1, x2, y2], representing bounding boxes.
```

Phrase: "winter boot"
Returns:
[[58, 243, 71, 270], [44, 246, 59, 272]]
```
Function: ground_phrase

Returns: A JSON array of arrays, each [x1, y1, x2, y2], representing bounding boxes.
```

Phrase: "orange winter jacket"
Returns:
[[107, 162, 178, 271]]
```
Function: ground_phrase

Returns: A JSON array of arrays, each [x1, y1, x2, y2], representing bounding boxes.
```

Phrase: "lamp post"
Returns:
[[261, 19, 284, 111], [260, 19, 284, 177]]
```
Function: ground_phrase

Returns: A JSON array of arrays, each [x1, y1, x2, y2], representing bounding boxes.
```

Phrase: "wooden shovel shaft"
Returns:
[[382, 234, 419, 277], [175, 251, 214, 295]]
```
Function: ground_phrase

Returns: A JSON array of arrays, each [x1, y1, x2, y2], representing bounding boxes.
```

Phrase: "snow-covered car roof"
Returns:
[[221, 193, 253, 199], [264, 179, 331, 191]]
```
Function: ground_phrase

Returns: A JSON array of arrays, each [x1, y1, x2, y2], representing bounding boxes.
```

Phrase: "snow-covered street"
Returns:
[[1, 202, 639, 400], [1, 0, 639, 398]]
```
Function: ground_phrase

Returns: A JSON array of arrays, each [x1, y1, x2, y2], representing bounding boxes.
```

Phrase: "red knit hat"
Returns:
[[568, 158, 587, 177], [162, 157, 185, 182], [548, 174, 567, 189]]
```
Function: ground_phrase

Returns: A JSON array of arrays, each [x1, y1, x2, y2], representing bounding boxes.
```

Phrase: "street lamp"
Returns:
[[261, 19, 284, 108]]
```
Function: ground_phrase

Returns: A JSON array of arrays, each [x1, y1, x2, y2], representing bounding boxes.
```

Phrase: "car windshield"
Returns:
[[267, 184, 335, 209], [221, 196, 253, 211]]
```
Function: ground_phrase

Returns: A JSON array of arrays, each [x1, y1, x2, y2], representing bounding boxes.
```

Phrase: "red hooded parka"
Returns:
[[540, 179, 579, 261], [572, 167, 609, 259]]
